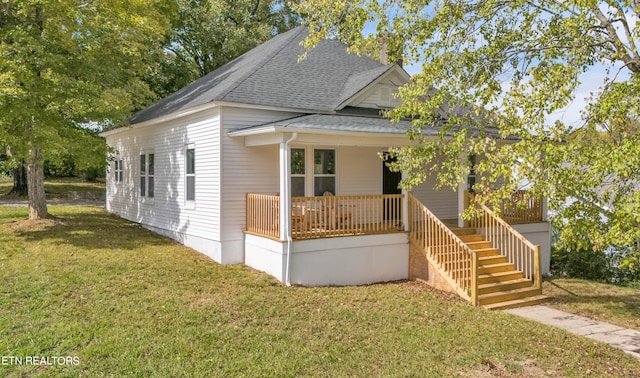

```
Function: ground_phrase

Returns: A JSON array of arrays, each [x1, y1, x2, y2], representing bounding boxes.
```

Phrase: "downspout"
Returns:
[[284, 132, 297, 286]]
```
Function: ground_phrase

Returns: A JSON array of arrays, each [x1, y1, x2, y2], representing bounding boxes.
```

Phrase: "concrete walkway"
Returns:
[[507, 305, 640, 360]]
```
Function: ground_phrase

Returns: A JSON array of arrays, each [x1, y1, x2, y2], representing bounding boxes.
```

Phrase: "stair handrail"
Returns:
[[408, 193, 477, 303], [468, 197, 542, 289]]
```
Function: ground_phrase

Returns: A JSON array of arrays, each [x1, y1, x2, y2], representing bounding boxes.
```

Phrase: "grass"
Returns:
[[0, 206, 638, 377], [0, 177, 105, 198], [543, 278, 640, 331]]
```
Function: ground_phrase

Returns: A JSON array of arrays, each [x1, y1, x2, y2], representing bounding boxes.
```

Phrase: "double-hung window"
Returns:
[[313, 149, 336, 196], [186, 147, 195, 202], [140, 153, 154, 198], [114, 159, 123, 183], [291, 148, 305, 197], [467, 154, 476, 192]]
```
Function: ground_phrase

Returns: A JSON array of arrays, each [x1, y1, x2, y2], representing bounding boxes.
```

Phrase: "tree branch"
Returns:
[[590, 4, 639, 72]]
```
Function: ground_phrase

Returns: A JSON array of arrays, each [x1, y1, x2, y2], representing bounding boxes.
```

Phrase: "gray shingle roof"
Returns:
[[129, 27, 392, 124]]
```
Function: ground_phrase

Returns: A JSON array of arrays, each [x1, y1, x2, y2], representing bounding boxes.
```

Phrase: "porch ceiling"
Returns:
[[228, 114, 418, 147]]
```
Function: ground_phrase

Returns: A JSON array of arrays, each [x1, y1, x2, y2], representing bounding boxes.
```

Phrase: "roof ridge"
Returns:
[[218, 26, 307, 101]]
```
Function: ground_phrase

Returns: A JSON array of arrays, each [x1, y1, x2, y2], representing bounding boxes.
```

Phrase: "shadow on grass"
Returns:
[[546, 278, 579, 296], [544, 277, 640, 327], [13, 207, 174, 251]]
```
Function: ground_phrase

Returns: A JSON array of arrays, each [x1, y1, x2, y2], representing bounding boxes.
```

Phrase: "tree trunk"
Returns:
[[9, 161, 28, 196], [27, 148, 48, 219]]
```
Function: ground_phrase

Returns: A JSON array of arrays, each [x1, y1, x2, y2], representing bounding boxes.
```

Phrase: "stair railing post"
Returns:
[[534, 245, 542, 290], [471, 251, 479, 306]]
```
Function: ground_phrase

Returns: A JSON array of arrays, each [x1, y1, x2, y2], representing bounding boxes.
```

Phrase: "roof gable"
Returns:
[[130, 27, 407, 125], [338, 65, 410, 109]]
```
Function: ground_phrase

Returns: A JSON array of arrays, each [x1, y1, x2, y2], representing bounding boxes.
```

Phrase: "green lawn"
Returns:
[[0, 177, 105, 198], [0, 206, 638, 377], [543, 278, 640, 331]]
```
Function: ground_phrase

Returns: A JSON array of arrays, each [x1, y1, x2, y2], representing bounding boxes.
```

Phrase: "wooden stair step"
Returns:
[[474, 248, 500, 257], [479, 287, 542, 306], [478, 278, 533, 295], [478, 270, 524, 285], [466, 241, 493, 250], [458, 234, 484, 243], [478, 255, 507, 265], [478, 262, 515, 274], [482, 295, 548, 311], [450, 227, 477, 236]]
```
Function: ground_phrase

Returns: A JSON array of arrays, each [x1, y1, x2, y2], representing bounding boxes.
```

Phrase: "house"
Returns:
[[101, 27, 551, 309]]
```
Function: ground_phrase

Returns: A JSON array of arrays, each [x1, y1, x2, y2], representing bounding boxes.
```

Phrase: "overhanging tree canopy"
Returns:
[[0, 0, 171, 219], [148, 0, 300, 98], [296, 0, 640, 249]]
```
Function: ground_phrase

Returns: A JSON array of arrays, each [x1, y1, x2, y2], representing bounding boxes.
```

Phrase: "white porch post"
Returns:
[[279, 141, 290, 241], [401, 172, 409, 231], [541, 195, 548, 222], [458, 151, 468, 228], [457, 182, 466, 228]]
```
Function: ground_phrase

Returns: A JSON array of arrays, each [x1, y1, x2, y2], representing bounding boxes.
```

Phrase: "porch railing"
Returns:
[[246, 193, 404, 240], [465, 191, 541, 288], [246, 193, 280, 240], [464, 190, 543, 224], [291, 194, 404, 239], [408, 193, 474, 303]]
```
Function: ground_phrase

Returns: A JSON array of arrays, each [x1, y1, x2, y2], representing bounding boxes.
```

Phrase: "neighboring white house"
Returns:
[[101, 27, 551, 308]]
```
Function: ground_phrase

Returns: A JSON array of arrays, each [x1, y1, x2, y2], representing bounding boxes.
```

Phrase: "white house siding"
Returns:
[[105, 108, 223, 261], [220, 106, 302, 263], [337, 146, 384, 195], [410, 155, 459, 220]]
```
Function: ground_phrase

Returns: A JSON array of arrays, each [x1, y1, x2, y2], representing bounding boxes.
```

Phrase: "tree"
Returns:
[[296, 0, 640, 250], [148, 0, 300, 98], [0, 0, 171, 219]]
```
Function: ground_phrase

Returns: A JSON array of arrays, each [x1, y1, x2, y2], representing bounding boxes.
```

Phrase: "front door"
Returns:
[[382, 153, 402, 220]]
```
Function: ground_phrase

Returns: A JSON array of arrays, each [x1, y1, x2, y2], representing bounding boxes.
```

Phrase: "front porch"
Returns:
[[231, 126, 549, 301], [244, 189, 549, 295]]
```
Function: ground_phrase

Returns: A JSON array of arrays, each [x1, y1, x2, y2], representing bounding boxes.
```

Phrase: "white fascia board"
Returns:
[[100, 101, 319, 138], [99, 102, 222, 137], [236, 126, 427, 147]]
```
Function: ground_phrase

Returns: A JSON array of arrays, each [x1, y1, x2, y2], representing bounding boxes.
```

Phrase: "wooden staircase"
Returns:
[[453, 226, 547, 310]]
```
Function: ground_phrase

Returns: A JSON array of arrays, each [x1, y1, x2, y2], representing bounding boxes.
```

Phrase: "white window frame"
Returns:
[[140, 151, 155, 201], [185, 144, 195, 207], [313, 148, 337, 196], [467, 154, 477, 192], [114, 158, 123, 183]]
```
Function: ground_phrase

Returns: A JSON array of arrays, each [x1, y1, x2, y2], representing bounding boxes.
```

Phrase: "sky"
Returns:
[[399, 53, 629, 129], [364, 3, 636, 128]]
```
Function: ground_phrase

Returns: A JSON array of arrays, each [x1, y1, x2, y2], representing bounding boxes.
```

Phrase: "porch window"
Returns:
[[467, 154, 476, 192], [186, 147, 195, 202], [140, 153, 154, 198], [314, 149, 335, 196], [291, 148, 305, 197]]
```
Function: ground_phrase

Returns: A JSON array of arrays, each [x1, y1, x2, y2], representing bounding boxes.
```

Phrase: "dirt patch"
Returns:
[[460, 358, 561, 377], [11, 217, 65, 233]]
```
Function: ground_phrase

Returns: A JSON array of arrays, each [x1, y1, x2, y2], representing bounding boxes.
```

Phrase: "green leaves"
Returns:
[[151, 0, 300, 97], [298, 0, 640, 249], [0, 0, 172, 217]]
